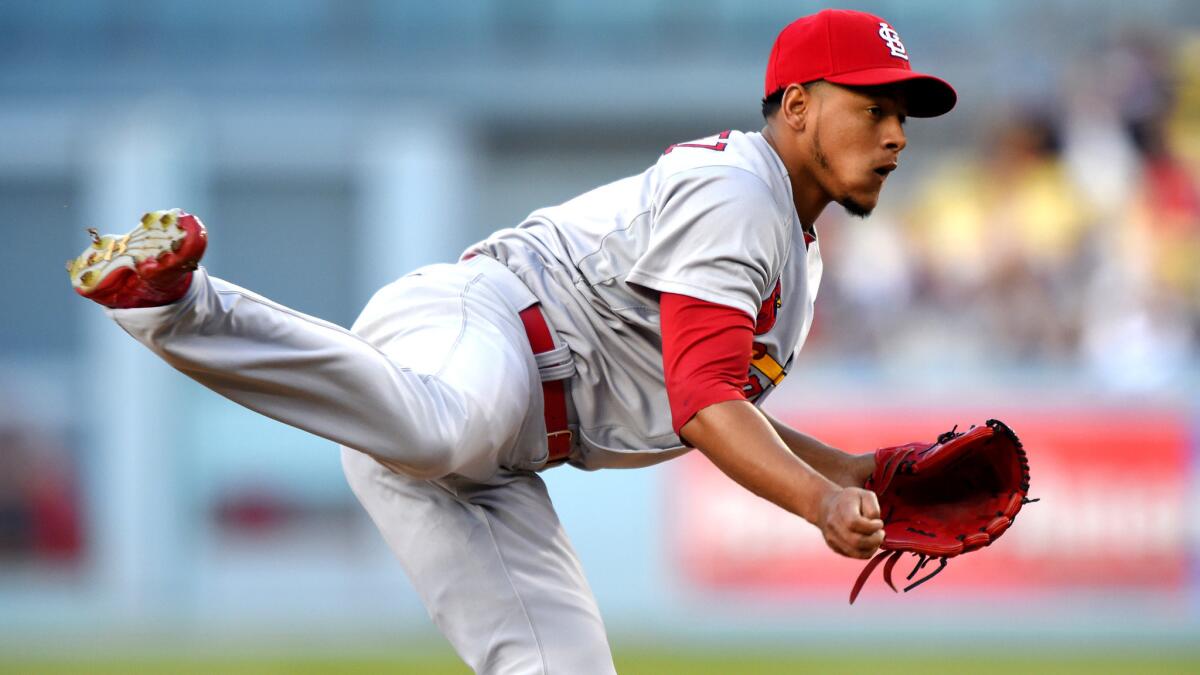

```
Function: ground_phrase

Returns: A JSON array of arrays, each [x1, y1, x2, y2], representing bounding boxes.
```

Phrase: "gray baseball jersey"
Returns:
[[467, 130, 824, 470]]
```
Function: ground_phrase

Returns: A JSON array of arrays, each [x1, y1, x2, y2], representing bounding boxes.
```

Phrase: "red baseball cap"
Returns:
[[765, 9, 956, 118]]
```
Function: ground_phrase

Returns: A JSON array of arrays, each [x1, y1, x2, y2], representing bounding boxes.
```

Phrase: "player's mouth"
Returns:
[[872, 162, 898, 181]]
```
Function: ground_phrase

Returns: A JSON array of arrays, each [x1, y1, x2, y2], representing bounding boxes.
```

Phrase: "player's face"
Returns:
[[809, 84, 908, 217]]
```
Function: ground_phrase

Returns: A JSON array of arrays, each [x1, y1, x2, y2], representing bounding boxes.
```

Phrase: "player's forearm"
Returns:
[[765, 412, 873, 488], [681, 399, 838, 524]]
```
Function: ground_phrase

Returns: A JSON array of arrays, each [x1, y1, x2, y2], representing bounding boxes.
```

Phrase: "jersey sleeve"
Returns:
[[660, 292, 755, 437], [627, 166, 789, 319]]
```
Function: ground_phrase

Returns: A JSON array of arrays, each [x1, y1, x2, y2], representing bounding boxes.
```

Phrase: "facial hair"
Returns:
[[839, 196, 872, 218]]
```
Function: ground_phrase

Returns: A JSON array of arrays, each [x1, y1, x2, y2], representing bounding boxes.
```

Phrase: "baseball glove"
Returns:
[[849, 419, 1036, 604]]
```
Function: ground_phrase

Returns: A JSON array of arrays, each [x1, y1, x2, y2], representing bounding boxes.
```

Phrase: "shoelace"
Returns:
[[849, 550, 949, 604]]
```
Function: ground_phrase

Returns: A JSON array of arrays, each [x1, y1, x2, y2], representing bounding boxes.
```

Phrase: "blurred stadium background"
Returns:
[[3, 0, 1200, 672]]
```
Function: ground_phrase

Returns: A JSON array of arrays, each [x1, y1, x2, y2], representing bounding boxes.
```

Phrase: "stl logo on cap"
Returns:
[[877, 22, 908, 61]]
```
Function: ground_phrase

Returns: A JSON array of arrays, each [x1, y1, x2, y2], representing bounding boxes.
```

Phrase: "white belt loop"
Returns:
[[535, 344, 576, 382]]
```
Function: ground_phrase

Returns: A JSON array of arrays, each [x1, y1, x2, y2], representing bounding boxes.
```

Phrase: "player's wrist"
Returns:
[[845, 452, 875, 488], [823, 451, 873, 488], [815, 481, 839, 523], [803, 474, 842, 526]]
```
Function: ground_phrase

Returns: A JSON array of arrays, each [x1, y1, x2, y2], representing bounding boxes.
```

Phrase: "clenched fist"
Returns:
[[818, 487, 885, 559]]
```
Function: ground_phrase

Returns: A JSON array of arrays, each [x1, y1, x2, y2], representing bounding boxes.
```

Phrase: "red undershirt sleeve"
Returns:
[[660, 292, 755, 436]]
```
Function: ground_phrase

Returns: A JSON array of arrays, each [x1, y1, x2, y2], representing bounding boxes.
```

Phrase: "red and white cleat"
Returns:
[[66, 209, 207, 309]]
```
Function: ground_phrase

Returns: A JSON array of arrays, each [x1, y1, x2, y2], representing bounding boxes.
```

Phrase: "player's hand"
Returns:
[[818, 487, 885, 559]]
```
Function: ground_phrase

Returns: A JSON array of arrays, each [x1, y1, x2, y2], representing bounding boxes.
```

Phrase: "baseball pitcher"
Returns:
[[67, 10, 960, 674]]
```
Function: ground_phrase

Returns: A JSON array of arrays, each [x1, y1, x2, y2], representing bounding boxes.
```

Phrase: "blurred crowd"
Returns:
[[812, 32, 1200, 390], [0, 409, 82, 566]]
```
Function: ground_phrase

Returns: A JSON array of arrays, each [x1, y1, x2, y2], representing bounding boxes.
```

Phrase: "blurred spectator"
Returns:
[[816, 210, 916, 359], [1074, 33, 1200, 389], [1168, 33, 1200, 177], [808, 28, 1200, 382], [0, 413, 83, 565]]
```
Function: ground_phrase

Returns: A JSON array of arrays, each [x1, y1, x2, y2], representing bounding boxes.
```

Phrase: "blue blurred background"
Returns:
[[2, 0, 1200, 670]]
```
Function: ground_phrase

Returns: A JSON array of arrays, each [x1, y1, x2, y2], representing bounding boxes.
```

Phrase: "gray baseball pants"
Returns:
[[107, 255, 616, 674]]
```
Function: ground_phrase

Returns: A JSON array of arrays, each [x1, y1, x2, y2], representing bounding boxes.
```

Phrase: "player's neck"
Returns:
[[762, 125, 830, 228], [789, 168, 832, 228]]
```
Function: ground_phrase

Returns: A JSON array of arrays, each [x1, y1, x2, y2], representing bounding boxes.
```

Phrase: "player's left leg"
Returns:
[[342, 448, 616, 675], [72, 212, 544, 481]]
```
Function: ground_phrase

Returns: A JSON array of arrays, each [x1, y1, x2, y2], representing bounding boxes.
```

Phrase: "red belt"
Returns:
[[518, 305, 572, 463]]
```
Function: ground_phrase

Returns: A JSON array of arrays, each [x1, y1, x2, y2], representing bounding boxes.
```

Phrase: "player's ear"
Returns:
[[779, 82, 814, 132]]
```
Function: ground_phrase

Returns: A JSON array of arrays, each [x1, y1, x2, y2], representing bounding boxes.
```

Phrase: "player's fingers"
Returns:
[[832, 538, 869, 560], [858, 488, 882, 520], [849, 515, 884, 535], [838, 535, 880, 561], [857, 528, 885, 553], [825, 524, 862, 559], [825, 490, 884, 559], [833, 524, 882, 560], [846, 538, 876, 559]]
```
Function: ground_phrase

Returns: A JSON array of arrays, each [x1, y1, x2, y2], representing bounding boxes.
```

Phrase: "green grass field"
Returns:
[[3, 649, 1199, 674]]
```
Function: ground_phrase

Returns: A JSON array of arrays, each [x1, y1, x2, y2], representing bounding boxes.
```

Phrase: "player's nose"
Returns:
[[884, 118, 907, 153]]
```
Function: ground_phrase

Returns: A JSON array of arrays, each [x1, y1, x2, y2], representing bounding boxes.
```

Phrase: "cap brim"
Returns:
[[825, 68, 957, 118]]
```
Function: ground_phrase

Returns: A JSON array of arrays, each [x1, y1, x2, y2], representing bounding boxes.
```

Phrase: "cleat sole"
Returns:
[[67, 208, 200, 294]]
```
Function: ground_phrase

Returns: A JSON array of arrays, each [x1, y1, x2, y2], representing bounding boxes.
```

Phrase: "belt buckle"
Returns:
[[545, 429, 573, 465]]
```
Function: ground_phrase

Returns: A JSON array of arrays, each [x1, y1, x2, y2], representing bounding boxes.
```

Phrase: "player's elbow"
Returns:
[[679, 398, 750, 448]]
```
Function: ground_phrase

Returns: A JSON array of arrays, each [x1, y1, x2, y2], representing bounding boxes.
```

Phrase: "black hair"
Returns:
[[761, 88, 786, 119], [762, 81, 824, 120]]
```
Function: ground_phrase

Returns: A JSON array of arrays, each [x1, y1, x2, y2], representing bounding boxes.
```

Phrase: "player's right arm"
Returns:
[[681, 399, 885, 560], [662, 292, 883, 560]]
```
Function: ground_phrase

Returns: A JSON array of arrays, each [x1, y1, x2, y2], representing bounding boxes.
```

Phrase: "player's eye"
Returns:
[[867, 106, 883, 118]]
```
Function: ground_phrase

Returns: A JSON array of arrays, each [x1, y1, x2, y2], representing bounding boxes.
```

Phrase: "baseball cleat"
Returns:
[[66, 208, 207, 309]]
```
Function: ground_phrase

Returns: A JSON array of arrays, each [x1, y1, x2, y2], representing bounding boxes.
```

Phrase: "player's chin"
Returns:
[[837, 191, 878, 218]]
